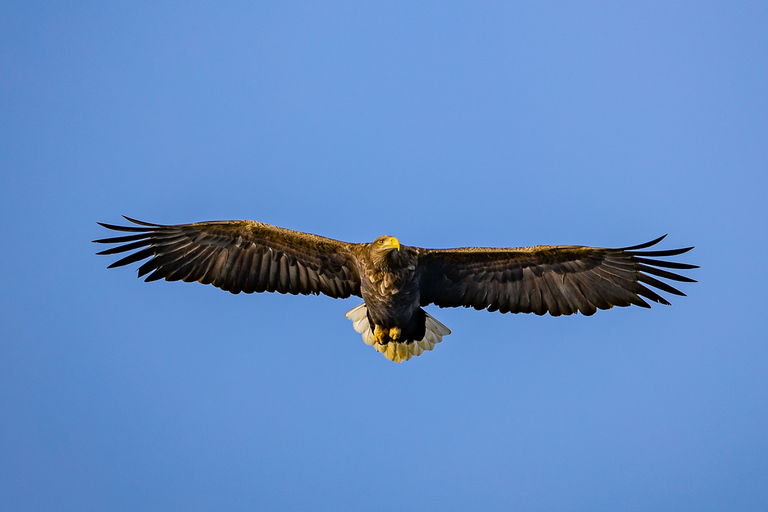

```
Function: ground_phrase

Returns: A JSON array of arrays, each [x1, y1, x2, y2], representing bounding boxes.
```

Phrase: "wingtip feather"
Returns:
[[121, 215, 164, 227], [620, 234, 667, 251]]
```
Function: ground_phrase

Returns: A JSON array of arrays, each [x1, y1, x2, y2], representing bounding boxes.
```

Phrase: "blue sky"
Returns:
[[1, 2, 766, 510]]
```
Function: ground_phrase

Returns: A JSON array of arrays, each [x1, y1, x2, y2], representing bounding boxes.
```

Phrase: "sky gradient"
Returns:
[[2, 2, 767, 511]]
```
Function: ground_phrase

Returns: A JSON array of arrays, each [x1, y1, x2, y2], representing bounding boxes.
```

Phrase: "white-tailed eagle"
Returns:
[[95, 217, 697, 362]]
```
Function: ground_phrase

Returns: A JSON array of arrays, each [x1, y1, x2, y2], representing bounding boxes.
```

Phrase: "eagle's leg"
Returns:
[[373, 325, 402, 344], [373, 324, 388, 345]]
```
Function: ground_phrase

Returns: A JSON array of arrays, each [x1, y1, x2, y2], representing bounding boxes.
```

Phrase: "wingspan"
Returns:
[[94, 217, 362, 298], [417, 235, 697, 316]]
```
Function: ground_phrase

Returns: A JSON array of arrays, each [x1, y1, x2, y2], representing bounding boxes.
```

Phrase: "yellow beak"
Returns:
[[382, 236, 400, 251]]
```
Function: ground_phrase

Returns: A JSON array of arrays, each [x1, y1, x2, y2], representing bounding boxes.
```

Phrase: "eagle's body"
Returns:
[[95, 217, 697, 362], [355, 237, 423, 342]]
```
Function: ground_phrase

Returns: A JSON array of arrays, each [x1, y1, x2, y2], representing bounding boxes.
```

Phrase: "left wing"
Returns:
[[94, 217, 362, 298], [417, 235, 696, 316]]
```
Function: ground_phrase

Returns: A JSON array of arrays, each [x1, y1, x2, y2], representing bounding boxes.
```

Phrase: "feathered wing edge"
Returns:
[[345, 304, 451, 363], [93, 216, 362, 298], [418, 234, 698, 316], [614, 234, 698, 303]]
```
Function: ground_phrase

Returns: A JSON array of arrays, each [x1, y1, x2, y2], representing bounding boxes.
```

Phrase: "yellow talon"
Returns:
[[373, 325, 387, 345], [373, 325, 402, 344]]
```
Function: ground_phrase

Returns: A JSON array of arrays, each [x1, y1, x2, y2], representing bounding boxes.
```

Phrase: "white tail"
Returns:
[[345, 304, 451, 363]]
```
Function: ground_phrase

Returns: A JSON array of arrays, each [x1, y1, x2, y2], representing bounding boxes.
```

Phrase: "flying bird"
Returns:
[[94, 217, 697, 363]]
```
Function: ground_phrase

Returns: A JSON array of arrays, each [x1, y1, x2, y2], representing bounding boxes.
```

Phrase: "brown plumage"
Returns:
[[94, 217, 697, 362]]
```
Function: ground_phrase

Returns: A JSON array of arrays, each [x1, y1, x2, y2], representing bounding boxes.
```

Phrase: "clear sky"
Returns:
[[2, 2, 766, 510]]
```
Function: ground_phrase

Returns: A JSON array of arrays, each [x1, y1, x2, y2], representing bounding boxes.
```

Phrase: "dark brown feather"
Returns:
[[94, 217, 362, 299], [418, 237, 696, 316]]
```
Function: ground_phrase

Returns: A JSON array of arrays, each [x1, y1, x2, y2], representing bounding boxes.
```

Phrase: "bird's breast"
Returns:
[[369, 272, 399, 295]]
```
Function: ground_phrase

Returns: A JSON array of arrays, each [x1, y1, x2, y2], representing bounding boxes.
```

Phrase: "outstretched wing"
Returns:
[[418, 235, 696, 316], [94, 217, 362, 298]]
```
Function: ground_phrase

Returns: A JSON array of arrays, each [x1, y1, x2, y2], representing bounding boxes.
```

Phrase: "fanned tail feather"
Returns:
[[345, 304, 451, 363]]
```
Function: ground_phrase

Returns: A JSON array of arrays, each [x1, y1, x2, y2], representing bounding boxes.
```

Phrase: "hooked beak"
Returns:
[[381, 236, 400, 251]]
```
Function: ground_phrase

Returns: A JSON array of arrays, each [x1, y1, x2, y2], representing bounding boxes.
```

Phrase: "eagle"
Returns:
[[94, 217, 697, 363]]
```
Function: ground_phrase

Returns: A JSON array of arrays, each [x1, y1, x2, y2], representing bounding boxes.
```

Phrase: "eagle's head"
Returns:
[[371, 235, 401, 266]]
